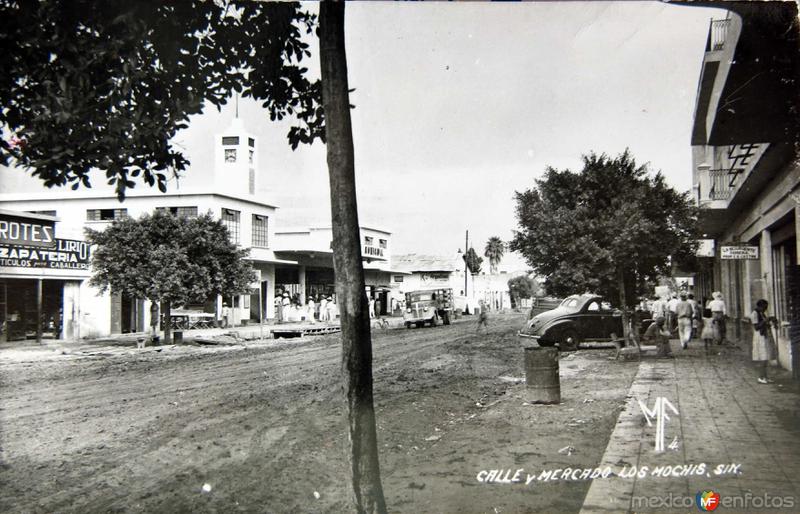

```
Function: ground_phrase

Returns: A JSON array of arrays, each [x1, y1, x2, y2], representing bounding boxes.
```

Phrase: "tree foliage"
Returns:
[[0, 0, 323, 199], [484, 236, 505, 274], [509, 150, 699, 307], [86, 211, 255, 305], [464, 247, 483, 274], [507, 275, 538, 300]]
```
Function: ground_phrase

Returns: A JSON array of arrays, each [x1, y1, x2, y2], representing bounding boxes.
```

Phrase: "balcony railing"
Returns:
[[706, 18, 730, 52], [707, 168, 741, 200]]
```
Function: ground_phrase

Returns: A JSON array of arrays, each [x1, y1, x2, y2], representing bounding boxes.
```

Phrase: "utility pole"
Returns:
[[464, 230, 469, 297]]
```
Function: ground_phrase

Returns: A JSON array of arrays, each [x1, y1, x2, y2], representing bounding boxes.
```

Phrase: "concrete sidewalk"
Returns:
[[581, 339, 800, 513]]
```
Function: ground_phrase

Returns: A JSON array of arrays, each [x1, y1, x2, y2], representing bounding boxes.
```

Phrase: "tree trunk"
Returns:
[[161, 299, 172, 344], [617, 268, 629, 343], [150, 300, 159, 341], [319, 3, 387, 513]]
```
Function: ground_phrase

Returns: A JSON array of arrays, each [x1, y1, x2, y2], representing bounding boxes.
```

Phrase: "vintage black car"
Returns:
[[519, 294, 649, 351]]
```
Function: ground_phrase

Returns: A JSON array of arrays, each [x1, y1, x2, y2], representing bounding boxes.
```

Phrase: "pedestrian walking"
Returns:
[[707, 291, 727, 345], [751, 299, 778, 384], [676, 293, 693, 349], [700, 300, 715, 355], [688, 293, 699, 339], [667, 293, 679, 334], [476, 301, 489, 333], [642, 316, 672, 358], [369, 297, 375, 319], [651, 295, 667, 321]]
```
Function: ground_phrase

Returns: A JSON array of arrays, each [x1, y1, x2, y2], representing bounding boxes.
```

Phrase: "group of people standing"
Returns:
[[274, 291, 338, 324], [642, 289, 779, 384], [645, 291, 728, 353]]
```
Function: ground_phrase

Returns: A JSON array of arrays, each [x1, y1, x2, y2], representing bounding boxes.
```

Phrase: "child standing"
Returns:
[[700, 300, 715, 355], [476, 301, 489, 333]]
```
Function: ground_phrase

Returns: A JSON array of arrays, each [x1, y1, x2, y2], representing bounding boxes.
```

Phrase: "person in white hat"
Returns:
[[707, 291, 727, 345], [319, 296, 328, 322]]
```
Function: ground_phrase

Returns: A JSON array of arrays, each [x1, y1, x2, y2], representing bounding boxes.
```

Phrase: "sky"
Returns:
[[1, 1, 728, 270]]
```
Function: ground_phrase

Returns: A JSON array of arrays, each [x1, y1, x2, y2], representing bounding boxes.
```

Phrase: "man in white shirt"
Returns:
[[707, 291, 727, 344], [667, 293, 680, 333]]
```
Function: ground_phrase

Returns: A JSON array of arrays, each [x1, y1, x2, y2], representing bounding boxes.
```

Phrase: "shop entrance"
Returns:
[[0, 278, 65, 342]]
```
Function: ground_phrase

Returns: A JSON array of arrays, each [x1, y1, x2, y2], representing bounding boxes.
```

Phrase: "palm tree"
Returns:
[[484, 236, 506, 274]]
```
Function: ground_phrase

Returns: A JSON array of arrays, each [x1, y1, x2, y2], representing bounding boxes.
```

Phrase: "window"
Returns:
[[248, 137, 255, 148], [393, 275, 404, 283], [379, 239, 387, 249], [87, 208, 127, 221], [364, 236, 373, 245], [252, 214, 269, 248], [156, 206, 197, 217], [28, 210, 57, 216], [221, 208, 240, 244], [222, 136, 239, 146], [225, 149, 237, 163]]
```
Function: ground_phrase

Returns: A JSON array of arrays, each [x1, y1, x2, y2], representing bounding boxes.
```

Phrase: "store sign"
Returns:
[[0, 215, 56, 248], [421, 272, 449, 283], [0, 239, 91, 270], [720, 245, 759, 260], [696, 239, 715, 258], [363, 245, 384, 258]]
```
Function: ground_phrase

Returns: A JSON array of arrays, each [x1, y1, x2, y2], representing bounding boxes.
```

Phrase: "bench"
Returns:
[[614, 331, 659, 360]]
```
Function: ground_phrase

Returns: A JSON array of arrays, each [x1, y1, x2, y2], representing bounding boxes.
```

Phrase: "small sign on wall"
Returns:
[[720, 245, 759, 260], [696, 239, 715, 257]]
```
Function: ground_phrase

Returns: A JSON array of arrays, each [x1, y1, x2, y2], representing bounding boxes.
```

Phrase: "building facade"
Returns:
[[271, 225, 397, 316], [0, 117, 394, 340], [0, 210, 91, 342], [688, 4, 799, 373], [391, 253, 479, 313]]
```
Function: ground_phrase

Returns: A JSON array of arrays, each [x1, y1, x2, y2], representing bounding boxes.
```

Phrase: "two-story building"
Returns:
[[271, 225, 399, 315], [688, 3, 799, 373], [0, 116, 397, 340]]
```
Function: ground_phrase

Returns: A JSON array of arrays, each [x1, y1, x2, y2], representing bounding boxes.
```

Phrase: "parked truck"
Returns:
[[403, 288, 454, 328]]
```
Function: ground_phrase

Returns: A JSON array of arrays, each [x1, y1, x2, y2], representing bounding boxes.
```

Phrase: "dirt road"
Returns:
[[0, 312, 638, 513]]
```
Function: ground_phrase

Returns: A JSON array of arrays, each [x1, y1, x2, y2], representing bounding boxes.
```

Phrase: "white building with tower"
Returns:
[[0, 116, 394, 341]]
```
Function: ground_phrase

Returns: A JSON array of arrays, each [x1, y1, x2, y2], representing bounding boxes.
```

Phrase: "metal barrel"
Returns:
[[524, 347, 561, 404]]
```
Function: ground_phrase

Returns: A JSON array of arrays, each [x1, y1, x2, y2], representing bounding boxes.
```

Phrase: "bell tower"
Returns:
[[214, 117, 258, 197]]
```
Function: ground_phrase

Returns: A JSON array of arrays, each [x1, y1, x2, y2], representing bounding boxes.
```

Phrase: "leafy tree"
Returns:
[[0, 1, 323, 199], [5, 2, 387, 510], [510, 150, 699, 337], [86, 211, 256, 344], [484, 236, 506, 274], [507, 275, 539, 308], [464, 247, 483, 274]]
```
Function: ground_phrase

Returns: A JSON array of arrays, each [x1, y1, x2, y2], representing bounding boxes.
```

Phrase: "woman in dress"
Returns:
[[699, 297, 715, 355], [751, 299, 777, 384]]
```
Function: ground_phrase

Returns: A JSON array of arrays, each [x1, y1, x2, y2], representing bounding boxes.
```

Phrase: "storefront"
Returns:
[[0, 210, 90, 342]]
